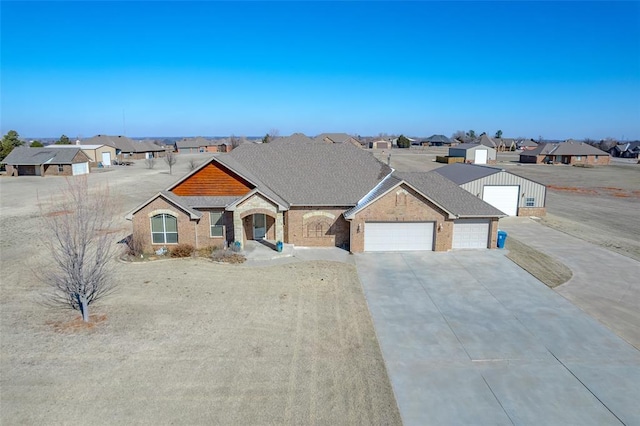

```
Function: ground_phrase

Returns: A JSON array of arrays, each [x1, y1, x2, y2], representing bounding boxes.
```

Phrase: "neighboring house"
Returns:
[[520, 142, 611, 165], [48, 144, 117, 167], [517, 139, 539, 151], [314, 133, 363, 148], [609, 142, 640, 158], [271, 133, 315, 144], [2, 146, 91, 177], [175, 137, 232, 154], [81, 135, 166, 161], [477, 134, 516, 152], [370, 140, 392, 150], [126, 142, 505, 254], [391, 136, 417, 146], [422, 134, 451, 147], [448, 144, 497, 165], [433, 163, 547, 217]]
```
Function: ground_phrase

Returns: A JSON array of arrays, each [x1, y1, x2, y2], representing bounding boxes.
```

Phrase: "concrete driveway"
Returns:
[[356, 251, 640, 425], [499, 217, 640, 349]]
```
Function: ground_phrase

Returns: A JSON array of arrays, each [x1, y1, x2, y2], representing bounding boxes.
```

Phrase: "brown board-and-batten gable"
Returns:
[[171, 161, 254, 197]]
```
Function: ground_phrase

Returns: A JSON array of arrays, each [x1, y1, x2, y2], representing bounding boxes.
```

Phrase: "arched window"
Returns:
[[151, 214, 178, 244]]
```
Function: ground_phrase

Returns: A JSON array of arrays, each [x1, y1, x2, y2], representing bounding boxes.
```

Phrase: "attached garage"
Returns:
[[452, 220, 490, 249], [72, 162, 89, 176], [364, 222, 434, 252], [482, 186, 519, 216]]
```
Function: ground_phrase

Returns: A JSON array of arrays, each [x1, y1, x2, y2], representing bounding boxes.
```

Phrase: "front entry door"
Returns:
[[253, 214, 266, 239]]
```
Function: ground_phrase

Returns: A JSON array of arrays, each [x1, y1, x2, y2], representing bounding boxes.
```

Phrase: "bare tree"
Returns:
[[230, 134, 241, 148], [188, 158, 199, 171], [38, 177, 118, 322], [164, 151, 177, 174], [145, 157, 156, 169]]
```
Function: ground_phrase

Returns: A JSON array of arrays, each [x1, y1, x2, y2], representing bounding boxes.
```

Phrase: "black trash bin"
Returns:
[[497, 230, 508, 249]]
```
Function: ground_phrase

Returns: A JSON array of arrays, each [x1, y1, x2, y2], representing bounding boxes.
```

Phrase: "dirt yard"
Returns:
[[0, 157, 400, 425], [378, 147, 640, 261]]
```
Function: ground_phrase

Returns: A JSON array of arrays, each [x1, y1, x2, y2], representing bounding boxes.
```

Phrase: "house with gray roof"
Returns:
[[2, 146, 91, 177], [81, 135, 166, 161], [126, 141, 505, 253], [433, 163, 547, 216], [609, 141, 640, 159], [520, 142, 610, 165], [313, 133, 363, 147], [174, 137, 232, 154], [422, 134, 451, 146]]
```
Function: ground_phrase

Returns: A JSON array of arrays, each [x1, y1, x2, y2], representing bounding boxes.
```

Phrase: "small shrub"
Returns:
[[170, 243, 195, 258], [197, 245, 218, 257], [211, 251, 246, 264]]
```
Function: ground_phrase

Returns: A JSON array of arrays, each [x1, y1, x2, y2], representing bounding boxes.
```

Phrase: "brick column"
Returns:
[[276, 212, 284, 242], [233, 212, 244, 249]]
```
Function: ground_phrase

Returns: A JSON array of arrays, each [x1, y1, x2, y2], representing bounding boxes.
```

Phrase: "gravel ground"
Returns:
[[0, 158, 400, 425]]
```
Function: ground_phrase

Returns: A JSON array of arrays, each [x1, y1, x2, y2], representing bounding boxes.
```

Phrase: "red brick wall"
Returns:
[[131, 198, 233, 253], [285, 207, 350, 248], [349, 184, 453, 253]]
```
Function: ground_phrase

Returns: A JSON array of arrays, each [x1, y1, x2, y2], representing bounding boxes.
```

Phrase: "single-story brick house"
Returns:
[[126, 142, 505, 253], [48, 143, 117, 167], [82, 135, 166, 161], [370, 140, 392, 150], [520, 141, 610, 165], [174, 137, 232, 154], [422, 134, 451, 147], [448, 143, 497, 165], [433, 163, 547, 217], [609, 141, 640, 159], [517, 139, 539, 151], [2, 146, 91, 177]]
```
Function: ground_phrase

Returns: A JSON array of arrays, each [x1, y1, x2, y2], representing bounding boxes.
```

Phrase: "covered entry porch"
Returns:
[[230, 192, 285, 250]]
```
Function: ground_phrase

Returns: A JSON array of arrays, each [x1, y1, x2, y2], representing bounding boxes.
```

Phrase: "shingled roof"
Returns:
[[81, 135, 164, 153], [2, 146, 87, 165], [524, 142, 610, 156], [227, 140, 391, 206], [344, 171, 505, 219], [399, 172, 505, 217]]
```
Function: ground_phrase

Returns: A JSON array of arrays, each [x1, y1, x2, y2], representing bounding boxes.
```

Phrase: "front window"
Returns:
[[526, 197, 535, 207], [57, 165, 64, 172], [575, 156, 582, 161], [151, 214, 178, 244], [595, 155, 599, 160], [210, 211, 224, 237]]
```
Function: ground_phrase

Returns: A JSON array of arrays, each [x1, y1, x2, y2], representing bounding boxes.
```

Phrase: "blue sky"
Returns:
[[2, 1, 639, 139]]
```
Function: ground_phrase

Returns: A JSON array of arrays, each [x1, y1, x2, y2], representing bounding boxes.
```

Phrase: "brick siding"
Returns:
[[518, 207, 547, 217], [285, 207, 350, 248], [349, 184, 453, 253]]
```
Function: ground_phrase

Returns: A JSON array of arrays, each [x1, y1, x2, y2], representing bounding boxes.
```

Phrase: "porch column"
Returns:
[[276, 212, 284, 242], [233, 212, 244, 249]]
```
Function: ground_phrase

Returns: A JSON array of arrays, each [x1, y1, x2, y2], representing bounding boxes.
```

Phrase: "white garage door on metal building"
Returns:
[[482, 186, 519, 216], [365, 222, 434, 252], [452, 220, 490, 249], [71, 162, 89, 176], [475, 149, 488, 164]]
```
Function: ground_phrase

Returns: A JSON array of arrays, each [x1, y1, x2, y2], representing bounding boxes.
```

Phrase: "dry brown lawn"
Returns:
[[1, 259, 401, 425], [0, 161, 400, 425], [505, 237, 573, 288]]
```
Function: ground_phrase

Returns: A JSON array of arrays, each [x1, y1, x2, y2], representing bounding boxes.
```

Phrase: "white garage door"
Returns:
[[102, 152, 111, 167], [71, 162, 89, 176], [475, 149, 488, 164], [453, 220, 490, 249], [483, 186, 519, 216], [365, 222, 434, 252]]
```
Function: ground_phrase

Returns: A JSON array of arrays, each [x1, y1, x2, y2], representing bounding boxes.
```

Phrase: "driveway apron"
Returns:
[[356, 251, 640, 426]]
